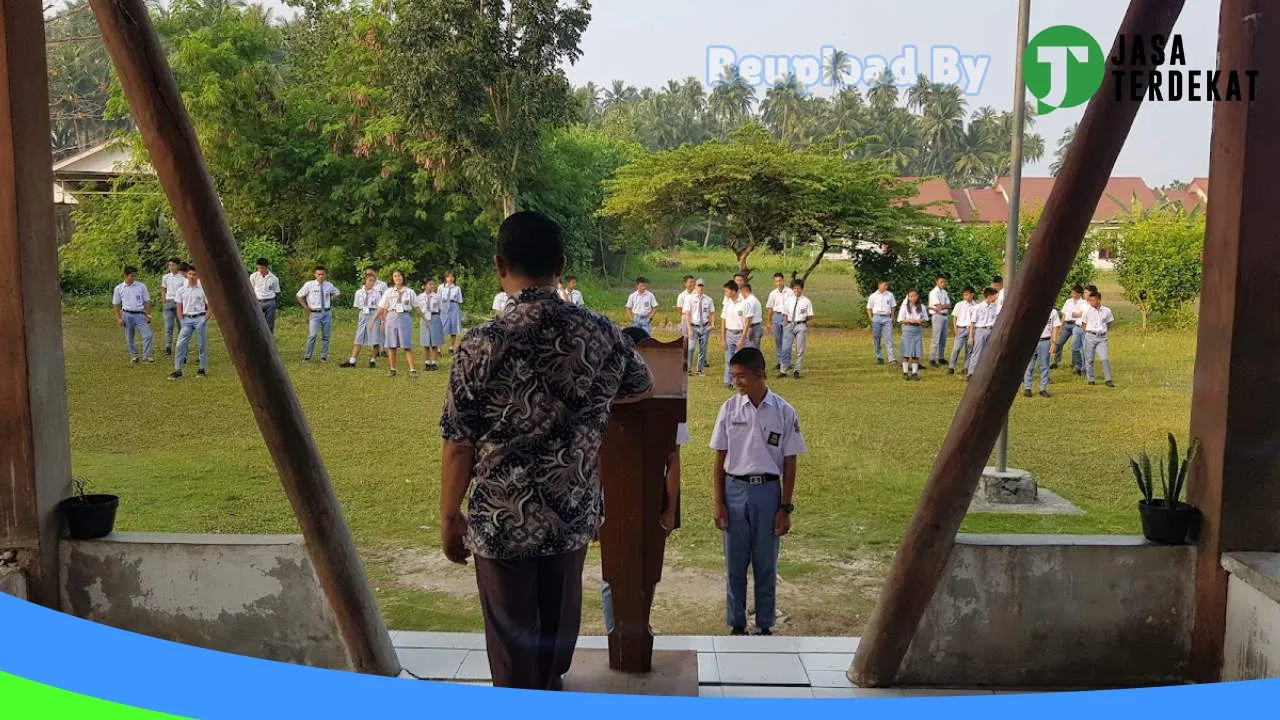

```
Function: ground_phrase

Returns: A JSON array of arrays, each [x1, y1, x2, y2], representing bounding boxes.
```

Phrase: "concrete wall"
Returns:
[[0, 569, 27, 599], [899, 535, 1194, 688], [1222, 552, 1280, 680], [60, 533, 350, 670]]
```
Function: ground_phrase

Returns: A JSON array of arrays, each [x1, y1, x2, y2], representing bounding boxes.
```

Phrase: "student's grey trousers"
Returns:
[[723, 476, 781, 631]]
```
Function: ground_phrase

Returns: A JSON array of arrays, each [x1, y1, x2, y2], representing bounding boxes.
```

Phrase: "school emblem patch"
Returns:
[[767, 432, 781, 447]]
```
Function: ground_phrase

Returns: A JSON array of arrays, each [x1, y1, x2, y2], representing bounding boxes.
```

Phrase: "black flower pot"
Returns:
[[1139, 500, 1197, 545], [58, 495, 119, 540]]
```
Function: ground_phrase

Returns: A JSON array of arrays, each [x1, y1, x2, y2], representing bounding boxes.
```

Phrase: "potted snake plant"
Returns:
[[1131, 434, 1200, 545], [57, 477, 119, 541]]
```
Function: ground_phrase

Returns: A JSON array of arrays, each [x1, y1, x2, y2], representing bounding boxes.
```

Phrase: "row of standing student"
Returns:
[[111, 260, 210, 379]]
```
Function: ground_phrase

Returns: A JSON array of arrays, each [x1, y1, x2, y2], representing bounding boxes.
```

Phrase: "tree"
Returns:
[[1113, 206, 1205, 327], [1050, 123, 1077, 177], [852, 222, 1001, 300], [388, 0, 591, 218], [708, 64, 756, 133]]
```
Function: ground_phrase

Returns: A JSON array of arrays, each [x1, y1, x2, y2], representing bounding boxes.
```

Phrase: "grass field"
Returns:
[[64, 262, 1195, 635]]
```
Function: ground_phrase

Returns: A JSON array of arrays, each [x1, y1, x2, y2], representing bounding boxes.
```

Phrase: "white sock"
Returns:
[[349, 356, 356, 364], [911, 363, 919, 373], [902, 362, 910, 373]]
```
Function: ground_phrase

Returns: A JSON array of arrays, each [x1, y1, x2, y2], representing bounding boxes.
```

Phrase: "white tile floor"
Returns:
[[392, 633, 1024, 698]]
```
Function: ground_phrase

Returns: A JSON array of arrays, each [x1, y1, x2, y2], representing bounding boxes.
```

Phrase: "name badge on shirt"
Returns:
[[394, 304, 405, 313], [730, 421, 748, 427], [767, 432, 781, 447]]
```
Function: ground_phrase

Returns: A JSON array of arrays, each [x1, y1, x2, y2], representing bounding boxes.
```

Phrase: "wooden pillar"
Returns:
[[86, 0, 399, 676], [849, 0, 1185, 687], [0, 1, 74, 607], [1188, 0, 1280, 683]]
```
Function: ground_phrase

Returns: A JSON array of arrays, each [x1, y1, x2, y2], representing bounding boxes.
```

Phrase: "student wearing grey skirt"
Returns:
[[897, 287, 927, 381]]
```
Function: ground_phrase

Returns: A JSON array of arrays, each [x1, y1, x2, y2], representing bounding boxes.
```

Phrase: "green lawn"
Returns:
[[64, 266, 1195, 635]]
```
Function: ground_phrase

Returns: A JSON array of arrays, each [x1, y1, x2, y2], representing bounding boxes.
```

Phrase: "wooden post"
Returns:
[[0, 0, 74, 607], [86, 0, 399, 676], [1188, 0, 1280, 683], [849, 0, 1185, 687]]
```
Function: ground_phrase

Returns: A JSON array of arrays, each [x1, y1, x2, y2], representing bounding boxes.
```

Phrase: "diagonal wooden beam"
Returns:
[[849, 0, 1186, 687], [86, 0, 399, 676]]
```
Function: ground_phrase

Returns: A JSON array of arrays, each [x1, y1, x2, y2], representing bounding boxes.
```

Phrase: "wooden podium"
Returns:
[[564, 337, 695, 695]]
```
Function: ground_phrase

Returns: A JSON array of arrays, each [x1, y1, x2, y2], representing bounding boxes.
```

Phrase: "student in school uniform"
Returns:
[[711, 347, 806, 636], [375, 270, 419, 378], [625, 277, 659, 332], [733, 273, 746, 292], [340, 274, 384, 369], [295, 266, 341, 362], [112, 266, 155, 364], [966, 287, 1000, 378], [492, 289, 513, 316], [621, 326, 686, 535], [439, 271, 464, 355], [739, 284, 764, 350], [898, 287, 928, 381], [362, 267, 389, 354], [949, 287, 977, 375], [927, 274, 952, 368], [168, 265, 211, 380], [1055, 285, 1088, 373], [364, 267, 389, 294], [1081, 290, 1116, 387], [866, 279, 897, 364], [993, 275, 1006, 313], [160, 257, 186, 357], [250, 258, 281, 334], [766, 273, 789, 371], [676, 275, 696, 339], [720, 281, 745, 390], [1024, 307, 1062, 398], [418, 279, 445, 371], [779, 279, 814, 380], [682, 279, 716, 376], [563, 276, 584, 307]]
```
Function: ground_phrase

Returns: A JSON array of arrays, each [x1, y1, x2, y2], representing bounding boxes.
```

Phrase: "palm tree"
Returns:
[[865, 108, 919, 173], [709, 64, 757, 133], [867, 69, 900, 111], [1050, 123, 1078, 176], [906, 73, 934, 112], [823, 49, 854, 91], [761, 74, 808, 145], [917, 84, 967, 175], [603, 80, 638, 111]]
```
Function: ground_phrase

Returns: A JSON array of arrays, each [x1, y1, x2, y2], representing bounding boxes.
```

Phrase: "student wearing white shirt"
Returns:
[[625, 277, 659, 333], [1057, 285, 1088, 373], [340, 275, 384, 369], [993, 275, 1006, 313], [563, 276, 584, 307], [675, 275, 696, 338], [766, 273, 789, 371], [739, 284, 764, 350], [720, 281, 746, 389], [492, 290, 513, 316], [374, 269, 419, 378], [866, 279, 897, 364], [966, 287, 1000, 378], [295, 266, 341, 362], [779, 279, 815, 379], [927, 275, 952, 368], [439, 272, 464, 355], [363, 267, 389, 355], [1081, 291, 1116, 387], [682, 279, 716, 376], [168, 266, 211, 380], [418, 279, 445, 371], [112, 266, 155, 364], [898, 288, 928, 381], [949, 287, 978, 375], [160, 258, 187, 356], [250, 258, 282, 334], [1024, 308, 1063, 398]]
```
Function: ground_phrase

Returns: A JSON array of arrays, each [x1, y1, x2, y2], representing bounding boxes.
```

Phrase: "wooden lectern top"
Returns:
[[632, 338, 687, 399]]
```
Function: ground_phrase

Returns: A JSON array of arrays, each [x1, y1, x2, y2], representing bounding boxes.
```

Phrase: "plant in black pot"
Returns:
[[57, 477, 119, 541], [1131, 434, 1200, 545]]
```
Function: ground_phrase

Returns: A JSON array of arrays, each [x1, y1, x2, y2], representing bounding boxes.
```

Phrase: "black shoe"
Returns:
[[778, 372, 788, 379], [130, 356, 140, 364], [320, 357, 328, 363], [164, 349, 172, 356], [1088, 381, 1096, 386], [929, 360, 938, 368], [774, 364, 781, 371], [1105, 381, 1115, 388], [904, 372, 909, 381], [948, 368, 956, 375], [303, 357, 312, 363], [197, 370, 206, 378], [757, 628, 773, 636], [369, 360, 377, 369], [912, 373, 921, 381], [793, 371, 801, 379], [339, 361, 355, 368], [1040, 390, 1051, 398], [730, 626, 747, 636], [1024, 389, 1033, 398], [1074, 368, 1083, 376], [876, 358, 885, 365], [1050, 363, 1059, 370], [167, 371, 182, 381]]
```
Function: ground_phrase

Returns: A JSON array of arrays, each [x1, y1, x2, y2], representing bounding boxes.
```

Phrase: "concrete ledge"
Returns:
[[1223, 553, 1280, 605], [1222, 552, 1280, 680], [899, 534, 1193, 688], [60, 532, 349, 670], [0, 570, 27, 599]]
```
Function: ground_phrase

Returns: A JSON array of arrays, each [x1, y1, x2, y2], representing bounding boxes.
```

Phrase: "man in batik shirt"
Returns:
[[440, 211, 654, 690]]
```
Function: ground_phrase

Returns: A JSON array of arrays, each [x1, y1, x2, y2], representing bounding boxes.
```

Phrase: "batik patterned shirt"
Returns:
[[440, 286, 654, 560]]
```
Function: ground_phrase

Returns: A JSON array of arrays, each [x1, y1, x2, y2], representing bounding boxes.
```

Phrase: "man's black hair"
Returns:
[[621, 326, 650, 344], [683, 274, 694, 282], [497, 211, 565, 279], [1086, 284, 1099, 293], [774, 272, 785, 280], [124, 266, 138, 276], [792, 278, 805, 289], [635, 276, 648, 285], [1092, 290, 1104, 301], [565, 275, 576, 283], [314, 265, 326, 273], [168, 257, 181, 265], [179, 262, 191, 272], [962, 286, 976, 294], [742, 283, 752, 292], [983, 287, 998, 298], [993, 275, 1004, 284], [937, 273, 949, 280], [255, 257, 269, 268], [723, 280, 738, 292], [1072, 284, 1085, 293], [729, 347, 767, 374]]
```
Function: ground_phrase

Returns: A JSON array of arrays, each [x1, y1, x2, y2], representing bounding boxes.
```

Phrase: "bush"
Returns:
[[853, 224, 1000, 298], [239, 236, 289, 278], [1113, 207, 1204, 328]]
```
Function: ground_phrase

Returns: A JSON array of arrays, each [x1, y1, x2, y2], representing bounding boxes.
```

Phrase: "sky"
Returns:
[[266, 0, 1222, 185]]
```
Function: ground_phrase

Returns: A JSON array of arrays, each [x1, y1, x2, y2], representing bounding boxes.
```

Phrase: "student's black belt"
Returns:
[[789, 319, 807, 325], [730, 473, 780, 485], [184, 313, 205, 318], [1088, 331, 1107, 336], [123, 310, 145, 314]]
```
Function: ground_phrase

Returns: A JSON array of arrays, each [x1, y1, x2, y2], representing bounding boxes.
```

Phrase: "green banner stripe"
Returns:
[[0, 670, 191, 719]]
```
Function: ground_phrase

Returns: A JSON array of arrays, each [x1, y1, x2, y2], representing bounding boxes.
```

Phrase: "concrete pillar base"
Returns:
[[981, 467, 1038, 504]]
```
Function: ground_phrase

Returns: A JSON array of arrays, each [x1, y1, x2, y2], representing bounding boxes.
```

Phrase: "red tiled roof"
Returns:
[[963, 188, 1010, 224], [1162, 189, 1205, 213], [993, 176, 1056, 216], [1188, 177, 1209, 200], [1094, 177, 1160, 223], [899, 176, 1186, 225], [900, 177, 961, 220]]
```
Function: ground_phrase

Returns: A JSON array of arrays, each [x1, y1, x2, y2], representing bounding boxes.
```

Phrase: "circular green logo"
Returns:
[[1024, 25, 1105, 114]]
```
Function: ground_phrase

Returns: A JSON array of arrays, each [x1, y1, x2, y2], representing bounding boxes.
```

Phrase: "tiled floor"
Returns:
[[391, 632, 1027, 698]]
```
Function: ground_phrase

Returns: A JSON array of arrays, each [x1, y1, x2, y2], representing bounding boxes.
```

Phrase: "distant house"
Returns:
[[51, 141, 153, 245]]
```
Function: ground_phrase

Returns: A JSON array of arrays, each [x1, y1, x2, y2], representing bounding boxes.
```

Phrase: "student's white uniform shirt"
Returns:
[[296, 280, 340, 310], [1040, 309, 1063, 339], [676, 289, 693, 311], [626, 290, 658, 318], [354, 287, 383, 315], [783, 295, 814, 323], [379, 286, 417, 314], [440, 284, 462, 305], [175, 284, 208, 315], [898, 301, 928, 323], [676, 422, 690, 446], [867, 290, 896, 315], [112, 282, 150, 311], [973, 302, 999, 329], [767, 287, 790, 316], [740, 295, 763, 325], [372, 280, 389, 294], [250, 271, 280, 300], [721, 296, 746, 331], [710, 391, 807, 477], [928, 286, 951, 316], [493, 292, 511, 313], [683, 293, 715, 326], [1081, 305, 1115, 334], [996, 288, 1007, 312], [953, 300, 977, 327], [420, 291, 443, 314], [161, 272, 187, 303], [566, 289, 584, 307], [1061, 297, 1088, 324]]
